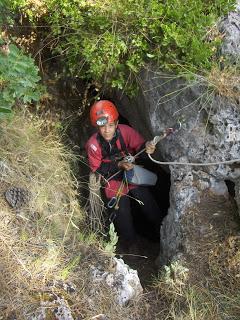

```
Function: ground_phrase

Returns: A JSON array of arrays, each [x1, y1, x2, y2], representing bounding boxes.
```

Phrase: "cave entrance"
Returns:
[[225, 179, 235, 198], [130, 160, 170, 241], [117, 112, 170, 236], [225, 179, 239, 216], [71, 100, 171, 286]]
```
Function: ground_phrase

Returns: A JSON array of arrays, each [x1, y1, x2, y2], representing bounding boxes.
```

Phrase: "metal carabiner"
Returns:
[[109, 211, 117, 222], [107, 197, 117, 209], [123, 155, 135, 163]]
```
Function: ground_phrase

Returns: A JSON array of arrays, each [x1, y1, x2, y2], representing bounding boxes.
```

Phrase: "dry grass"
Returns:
[[0, 111, 83, 317], [206, 66, 240, 100], [152, 261, 240, 320], [0, 112, 82, 235]]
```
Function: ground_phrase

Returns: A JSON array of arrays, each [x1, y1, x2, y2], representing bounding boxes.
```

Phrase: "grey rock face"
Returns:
[[0, 160, 11, 179], [219, 11, 240, 62], [113, 66, 240, 265], [29, 295, 74, 320]]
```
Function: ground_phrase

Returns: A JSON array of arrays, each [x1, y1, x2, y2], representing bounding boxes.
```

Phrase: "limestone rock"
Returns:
[[219, 11, 240, 62], [91, 257, 143, 306], [28, 294, 74, 320], [52, 295, 74, 320], [237, 0, 240, 12], [0, 160, 11, 177]]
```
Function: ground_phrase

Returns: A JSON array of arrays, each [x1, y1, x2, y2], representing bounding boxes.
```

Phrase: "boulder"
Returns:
[[91, 257, 143, 306]]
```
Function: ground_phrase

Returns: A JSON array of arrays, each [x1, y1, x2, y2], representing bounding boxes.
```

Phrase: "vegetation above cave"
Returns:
[[3, 0, 236, 96]]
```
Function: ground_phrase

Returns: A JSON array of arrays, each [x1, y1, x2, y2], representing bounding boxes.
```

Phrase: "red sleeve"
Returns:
[[85, 137, 102, 172]]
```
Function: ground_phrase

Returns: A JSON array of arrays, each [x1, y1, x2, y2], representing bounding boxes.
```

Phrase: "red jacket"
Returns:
[[86, 124, 145, 199]]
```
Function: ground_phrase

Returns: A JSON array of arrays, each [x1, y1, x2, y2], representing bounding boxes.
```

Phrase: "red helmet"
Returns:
[[90, 100, 119, 127]]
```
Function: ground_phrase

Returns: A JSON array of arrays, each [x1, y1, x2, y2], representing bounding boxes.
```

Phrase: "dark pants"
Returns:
[[110, 186, 161, 243]]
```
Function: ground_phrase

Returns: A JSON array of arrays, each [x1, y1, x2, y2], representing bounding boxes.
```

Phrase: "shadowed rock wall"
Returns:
[[110, 51, 240, 266]]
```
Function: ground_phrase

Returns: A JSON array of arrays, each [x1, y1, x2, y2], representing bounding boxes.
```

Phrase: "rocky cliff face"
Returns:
[[219, 9, 240, 62], [111, 9, 240, 266]]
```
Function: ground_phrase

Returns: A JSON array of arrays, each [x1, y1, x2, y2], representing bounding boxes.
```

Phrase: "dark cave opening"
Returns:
[[109, 113, 171, 285], [130, 161, 170, 242], [225, 179, 236, 198], [224, 179, 239, 218], [116, 113, 170, 243]]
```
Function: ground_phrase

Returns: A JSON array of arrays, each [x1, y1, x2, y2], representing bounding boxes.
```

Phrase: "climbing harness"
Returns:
[[108, 176, 130, 223], [105, 124, 182, 212]]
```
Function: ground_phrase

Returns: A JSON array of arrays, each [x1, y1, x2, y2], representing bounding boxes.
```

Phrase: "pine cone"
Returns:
[[5, 187, 31, 209]]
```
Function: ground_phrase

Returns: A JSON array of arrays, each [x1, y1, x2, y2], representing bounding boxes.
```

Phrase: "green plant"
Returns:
[[153, 259, 189, 296], [104, 222, 118, 256], [60, 256, 81, 280], [0, 0, 17, 26], [0, 38, 43, 116], [14, 0, 234, 95]]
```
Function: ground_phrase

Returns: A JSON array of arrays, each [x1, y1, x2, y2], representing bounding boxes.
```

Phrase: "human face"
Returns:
[[98, 121, 118, 141]]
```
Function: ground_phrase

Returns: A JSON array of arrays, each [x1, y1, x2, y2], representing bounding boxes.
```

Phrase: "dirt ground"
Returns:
[[182, 191, 240, 285]]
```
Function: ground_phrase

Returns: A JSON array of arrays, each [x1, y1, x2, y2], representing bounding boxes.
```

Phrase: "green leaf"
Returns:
[[7, 0, 235, 97], [60, 256, 81, 280], [104, 223, 118, 256], [0, 107, 11, 113], [146, 53, 155, 58]]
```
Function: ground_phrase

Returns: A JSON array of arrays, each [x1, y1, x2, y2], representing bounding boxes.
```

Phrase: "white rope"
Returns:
[[148, 154, 240, 166]]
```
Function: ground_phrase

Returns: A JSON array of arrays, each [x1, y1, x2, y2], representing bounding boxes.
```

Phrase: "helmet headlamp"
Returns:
[[96, 116, 108, 126]]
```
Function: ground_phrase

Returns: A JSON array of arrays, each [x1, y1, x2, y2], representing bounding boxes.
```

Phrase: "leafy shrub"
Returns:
[[9, 0, 236, 94], [0, 0, 16, 26], [0, 40, 43, 116]]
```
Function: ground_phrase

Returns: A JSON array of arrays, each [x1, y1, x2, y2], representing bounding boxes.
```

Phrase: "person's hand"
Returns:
[[118, 160, 134, 171], [145, 141, 156, 154]]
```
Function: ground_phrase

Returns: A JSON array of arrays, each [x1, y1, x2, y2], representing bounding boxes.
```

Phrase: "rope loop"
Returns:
[[148, 153, 240, 166]]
